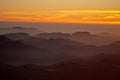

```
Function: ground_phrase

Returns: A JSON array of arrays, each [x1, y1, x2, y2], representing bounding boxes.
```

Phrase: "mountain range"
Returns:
[[0, 32, 120, 80], [35, 31, 120, 46]]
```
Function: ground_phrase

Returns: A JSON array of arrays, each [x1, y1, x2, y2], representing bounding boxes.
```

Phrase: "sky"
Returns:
[[0, 0, 120, 24]]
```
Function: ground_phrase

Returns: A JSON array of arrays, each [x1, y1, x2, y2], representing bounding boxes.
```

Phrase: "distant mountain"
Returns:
[[5, 33, 31, 40], [22, 37, 85, 51], [35, 32, 70, 39], [99, 40, 120, 54], [23, 37, 103, 59], [0, 35, 120, 80], [72, 31, 91, 37], [11, 27, 36, 30], [0, 27, 42, 35], [1, 32, 120, 65], [22, 37, 91, 59], [35, 31, 120, 46], [0, 36, 87, 65], [110, 40, 120, 46], [98, 32, 113, 37], [0, 36, 59, 65]]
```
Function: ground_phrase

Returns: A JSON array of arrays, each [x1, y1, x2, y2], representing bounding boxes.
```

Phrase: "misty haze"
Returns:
[[0, 25, 120, 80], [0, 0, 120, 80]]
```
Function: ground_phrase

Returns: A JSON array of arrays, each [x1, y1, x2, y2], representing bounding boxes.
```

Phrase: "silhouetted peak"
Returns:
[[98, 32, 115, 37], [110, 40, 120, 46], [72, 31, 91, 36], [100, 32, 111, 35], [6, 33, 30, 36], [12, 27, 36, 30], [5, 33, 30, 40], [35, 32, 70, 39]]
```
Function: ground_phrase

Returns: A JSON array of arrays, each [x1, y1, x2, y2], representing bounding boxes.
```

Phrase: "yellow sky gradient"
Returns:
[[0, 10, 120, 24], [0, 0, 120, 24]]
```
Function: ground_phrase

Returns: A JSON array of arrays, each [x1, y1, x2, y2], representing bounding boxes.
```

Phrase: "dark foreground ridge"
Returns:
[[0, 33, 120, 80]]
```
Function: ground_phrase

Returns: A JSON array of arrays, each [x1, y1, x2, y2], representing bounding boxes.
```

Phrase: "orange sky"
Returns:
[[0, 10, 120, 24], [0, 0, 120, 24]]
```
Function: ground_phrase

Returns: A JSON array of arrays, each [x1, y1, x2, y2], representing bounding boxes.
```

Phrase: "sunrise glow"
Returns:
[[0, 0, 120, 24], [0, 10, 120, 24]]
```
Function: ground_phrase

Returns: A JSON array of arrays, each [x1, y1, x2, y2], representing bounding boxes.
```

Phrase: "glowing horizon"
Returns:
[[0, 0, 120, 24], [0, 10, 120, 24]]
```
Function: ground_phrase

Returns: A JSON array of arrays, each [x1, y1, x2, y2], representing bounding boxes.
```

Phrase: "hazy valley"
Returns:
[[0, 31, 120, 80]]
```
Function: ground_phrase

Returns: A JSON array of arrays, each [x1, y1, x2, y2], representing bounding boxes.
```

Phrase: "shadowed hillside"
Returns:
[[0, 33, 120, 80]]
